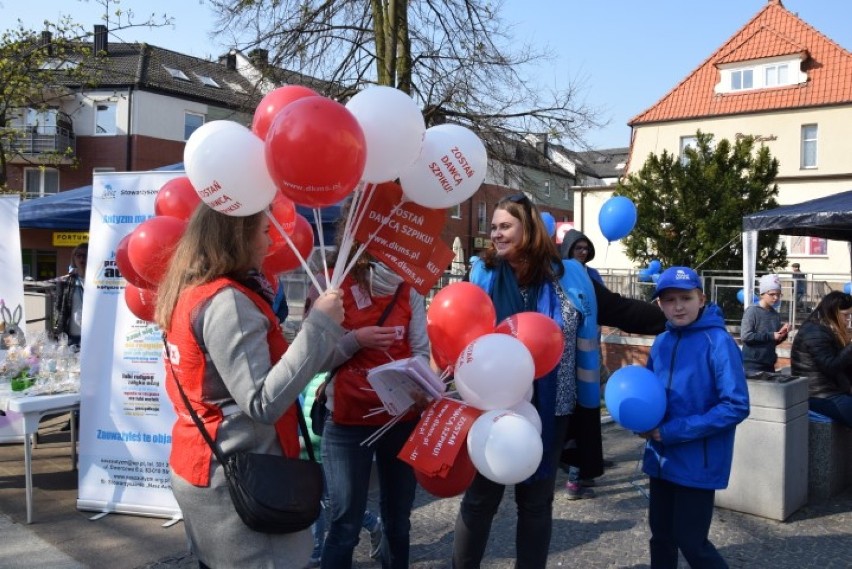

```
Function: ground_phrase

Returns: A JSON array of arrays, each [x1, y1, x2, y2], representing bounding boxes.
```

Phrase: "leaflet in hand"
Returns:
[[367, 357, 446, 416]]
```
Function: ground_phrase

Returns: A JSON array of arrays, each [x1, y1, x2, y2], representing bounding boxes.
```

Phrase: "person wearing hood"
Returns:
[[558, 228, 608, 497], [559, 229, 604, 286], [307, 243, 429, 569], [640, 267, 749, 569]]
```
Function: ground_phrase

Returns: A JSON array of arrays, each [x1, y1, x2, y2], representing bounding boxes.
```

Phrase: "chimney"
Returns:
[[40, 30, 53, 55], [248, 48, 269, 67], [94, 24, 108, 55], [226, 50, 237, 70]]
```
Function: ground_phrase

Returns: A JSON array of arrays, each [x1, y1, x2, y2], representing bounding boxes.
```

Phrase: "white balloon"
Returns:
[[467, 410, 543, 485], [454, 333, 534, 410], [509, 400, 542, 434], [184, 120, 277, 216], [399, 124, 487, 208], [345, 86, 426, 184]]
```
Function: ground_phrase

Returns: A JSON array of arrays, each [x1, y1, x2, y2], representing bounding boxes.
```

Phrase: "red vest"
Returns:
[[332, 279, 415, 425], [164, 278, 299, 486]]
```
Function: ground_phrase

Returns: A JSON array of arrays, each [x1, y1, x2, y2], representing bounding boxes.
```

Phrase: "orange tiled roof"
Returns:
[[629, 0, 852, 126]]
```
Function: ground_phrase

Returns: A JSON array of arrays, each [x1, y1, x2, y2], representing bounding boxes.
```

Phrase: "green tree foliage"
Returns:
[[615, 131, 786, 272]]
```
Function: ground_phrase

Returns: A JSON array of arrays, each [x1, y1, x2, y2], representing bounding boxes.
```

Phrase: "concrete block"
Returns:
[[716, 377, 809, 521], [808, 420, 852, 501]]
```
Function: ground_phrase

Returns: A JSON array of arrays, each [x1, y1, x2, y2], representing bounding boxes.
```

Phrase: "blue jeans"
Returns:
[[648, 477, 727, 568], [320, 418, 417, 569], [809, 395, 852, 428]]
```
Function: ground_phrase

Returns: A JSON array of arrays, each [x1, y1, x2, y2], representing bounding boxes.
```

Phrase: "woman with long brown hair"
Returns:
[[155, 206, 345, 568], [452, 194, 665, 568], [791, 291, 852, 427]]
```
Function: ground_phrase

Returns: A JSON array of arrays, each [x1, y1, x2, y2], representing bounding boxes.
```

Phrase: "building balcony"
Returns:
[[8, 125, 76, 162]]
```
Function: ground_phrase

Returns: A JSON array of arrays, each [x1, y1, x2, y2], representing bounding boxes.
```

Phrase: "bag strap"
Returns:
[[318, 283, 405, 390], [162, 335, 317, 463]]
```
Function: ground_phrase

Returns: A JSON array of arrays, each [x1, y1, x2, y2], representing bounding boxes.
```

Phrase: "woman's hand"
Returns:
[[638, 428, 661, 441], [312, 289, 345, 324], [354, 326, 398, 350]]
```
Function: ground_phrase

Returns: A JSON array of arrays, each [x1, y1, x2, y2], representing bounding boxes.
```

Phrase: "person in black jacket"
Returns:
[[52, 243, 88, 347], [791, 291, 852, 427]]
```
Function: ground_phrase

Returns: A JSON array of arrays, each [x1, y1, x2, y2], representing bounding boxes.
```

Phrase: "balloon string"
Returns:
[[312, 207, 330, 286], [339, 197, 406, 283], [335, 183, 379, 285], [330, 181, 368, 289], [265, 210, 324, 294]]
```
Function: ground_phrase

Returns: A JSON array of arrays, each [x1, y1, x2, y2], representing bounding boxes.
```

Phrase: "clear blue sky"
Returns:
[[5, 0, 852, 150]]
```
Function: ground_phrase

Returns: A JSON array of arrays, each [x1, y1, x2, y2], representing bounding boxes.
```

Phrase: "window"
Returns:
[[731, 69, 753, 91], [95, 102, 117, 135], [25, 108, 58, 133], [23, 167, 59, 198], [801, 124, 817, 168], [679, 135, 698, 165], [765, 64, 788, 87], [194, 73, 221, 88], [450, 203, 461, 219], [477, 202, 487, 233], [21, 249, 58, 280], [163, 65, 190, 81], [789, 236, 827, 256], [543, 181, 550, 197], [185, 112, 205, 141]]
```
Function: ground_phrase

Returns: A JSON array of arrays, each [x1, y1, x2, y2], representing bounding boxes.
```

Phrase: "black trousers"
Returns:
[[648, 477, 728, 568], [452, 415, 570, 569]]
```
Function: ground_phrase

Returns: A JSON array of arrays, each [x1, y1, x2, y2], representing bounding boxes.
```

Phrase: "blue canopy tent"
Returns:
[[18, 164, 342, 243], [741, 190, 852, 305]]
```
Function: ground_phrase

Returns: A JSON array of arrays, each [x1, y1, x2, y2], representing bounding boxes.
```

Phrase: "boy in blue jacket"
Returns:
[[640, 267, 749, 569]]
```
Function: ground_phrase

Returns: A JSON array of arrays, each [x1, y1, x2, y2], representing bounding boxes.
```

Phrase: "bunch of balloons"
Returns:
[[425, 282, 567, 485], [638, 259, 663, 283], [844, 282, 852, 295]]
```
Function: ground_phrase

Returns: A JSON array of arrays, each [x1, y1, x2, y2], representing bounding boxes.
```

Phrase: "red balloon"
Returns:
[[265, 96, 366, 207], [127, 216, 188, 286], [426, 282, 496, 371], [252, 85, 319, 140], [115, 233, 154, 289], [415, 444, 477, 498], [124, 283, 158, 322], [263, 214, 315, 275], [154, 176, 202, 221], [268, 192, 297, 248], [495, 312, 565, 379]]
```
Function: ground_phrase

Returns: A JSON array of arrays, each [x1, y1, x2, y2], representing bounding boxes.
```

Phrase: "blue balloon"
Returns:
[[648, 259, 662, 273], [650, 273, 660, 284], [598, 196, 637, 242], [638, 268, 652, 283], [845, 282, 852, 295], [604, 365, 666, 432], [736, 289, 745, 304], [541, 212, 556, 237]]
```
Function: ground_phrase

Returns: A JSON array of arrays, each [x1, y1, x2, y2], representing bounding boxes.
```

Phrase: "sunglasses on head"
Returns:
[[499, 193, 532, 207]]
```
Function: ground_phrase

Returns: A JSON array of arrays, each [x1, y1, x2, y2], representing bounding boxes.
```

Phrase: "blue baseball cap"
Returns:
[[652, 266, 702, 299]]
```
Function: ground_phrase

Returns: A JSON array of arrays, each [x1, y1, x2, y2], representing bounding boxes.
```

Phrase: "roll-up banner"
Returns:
[[77, 171, 182, 519], [0, 196, 27, 442]]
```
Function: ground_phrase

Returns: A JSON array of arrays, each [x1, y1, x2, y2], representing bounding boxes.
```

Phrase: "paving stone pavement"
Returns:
[[1, 417, 850, 569]]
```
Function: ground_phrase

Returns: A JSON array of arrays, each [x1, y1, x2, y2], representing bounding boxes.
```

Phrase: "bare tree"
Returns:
[[207, 0, 603, 166]]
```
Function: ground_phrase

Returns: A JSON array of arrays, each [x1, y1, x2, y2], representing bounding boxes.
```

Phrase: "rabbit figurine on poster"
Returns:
[[0, 300, 25, 349]]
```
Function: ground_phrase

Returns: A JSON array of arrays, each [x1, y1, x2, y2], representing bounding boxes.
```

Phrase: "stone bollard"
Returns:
[[716, 375, 809, 521]]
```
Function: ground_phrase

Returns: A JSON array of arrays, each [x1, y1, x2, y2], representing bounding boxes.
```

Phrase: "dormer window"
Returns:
[[715, 55, 806, 94]]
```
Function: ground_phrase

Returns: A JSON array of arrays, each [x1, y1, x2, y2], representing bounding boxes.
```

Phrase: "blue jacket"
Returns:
[[642, 303, 749, 490]]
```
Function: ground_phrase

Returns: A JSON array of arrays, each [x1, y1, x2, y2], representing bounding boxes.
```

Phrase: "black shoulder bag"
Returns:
[[164, 338, 322, 534], [310, 284, 404, 436]]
